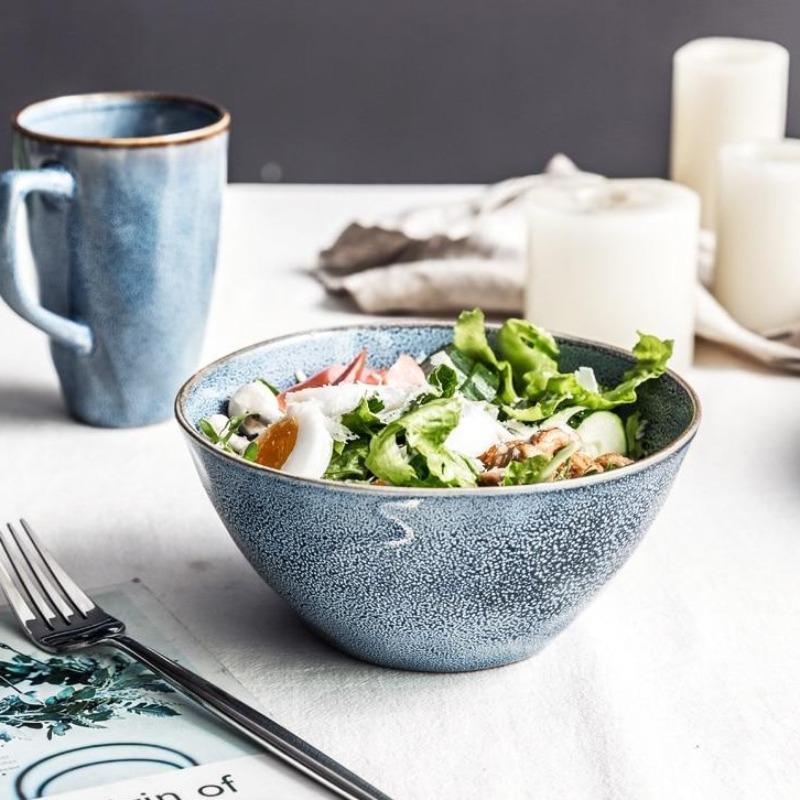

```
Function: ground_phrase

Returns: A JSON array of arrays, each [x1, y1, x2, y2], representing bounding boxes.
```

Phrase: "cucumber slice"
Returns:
[[575, 411, 627, 457], [425, 348, 457, 372], [541, 405, 586, 429], [540, 441, 580, 481]]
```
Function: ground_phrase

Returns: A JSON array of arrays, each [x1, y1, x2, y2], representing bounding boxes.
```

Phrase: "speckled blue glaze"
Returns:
[[0, 93, 228, 427], [176, 323, 700, 672]]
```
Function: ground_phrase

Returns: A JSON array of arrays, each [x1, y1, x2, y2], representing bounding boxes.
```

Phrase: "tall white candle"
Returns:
[[525, 179, 700, 370], [714, 140, 800, 332], [671, 37, 789, 228]]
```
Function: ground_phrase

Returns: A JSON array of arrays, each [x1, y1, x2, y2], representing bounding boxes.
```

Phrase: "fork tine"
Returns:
[[0, 549, 37, 627], [0, 523, 56, 629], [19, 519, 95, 616], [9, 521, 75, 623]]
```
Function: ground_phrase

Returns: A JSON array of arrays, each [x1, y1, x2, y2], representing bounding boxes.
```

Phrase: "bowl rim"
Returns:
[[174, 320, 702, 496]]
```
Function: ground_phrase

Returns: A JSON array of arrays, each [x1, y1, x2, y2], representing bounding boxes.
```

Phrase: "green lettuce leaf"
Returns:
[[365, 397, 477, 488], [503, 332, 674, 422], [624, 410, 648, 459], [442, 347, 500, 403], [324, 439, 371, 481], [427, 364, 459, 398], [242, 441, 259, 462], [332, 396, 390, 480], [341, 396, 384, 436], [495, 361, 519, 405], [453, 308, 500, 366], [413, 363, 460, 407], [496, 318, 560, 396], [498, 318, 560, 363], [602, 333, 674, 404], [452, 309, 518, 403], [462, 360, 500, 402], [501, 454, 552, 486]]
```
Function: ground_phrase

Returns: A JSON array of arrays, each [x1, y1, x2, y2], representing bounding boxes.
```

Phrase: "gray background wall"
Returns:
[[1, 1, 798, 183]]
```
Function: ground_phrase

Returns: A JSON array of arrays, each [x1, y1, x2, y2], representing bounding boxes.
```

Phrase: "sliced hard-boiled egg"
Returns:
[[228, 381, 282, 423], [445, 400, 510, 458], [255, 403, 333, 479]]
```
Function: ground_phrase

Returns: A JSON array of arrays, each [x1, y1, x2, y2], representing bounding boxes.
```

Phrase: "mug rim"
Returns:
[[12, 91, 230, 149]]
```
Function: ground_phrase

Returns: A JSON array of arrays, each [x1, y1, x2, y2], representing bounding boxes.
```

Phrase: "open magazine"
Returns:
[[0, 580, 325, 799]]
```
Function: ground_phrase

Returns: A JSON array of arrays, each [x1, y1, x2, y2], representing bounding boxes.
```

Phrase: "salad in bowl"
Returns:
[[198, 309, 673, 489], [177, 314, 697, 671]]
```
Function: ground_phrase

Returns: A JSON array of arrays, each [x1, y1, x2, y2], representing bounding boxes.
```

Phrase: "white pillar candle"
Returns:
[[671, 37, 789, 228], [525, 179, 700, 370], [714, 140, 800, 332]]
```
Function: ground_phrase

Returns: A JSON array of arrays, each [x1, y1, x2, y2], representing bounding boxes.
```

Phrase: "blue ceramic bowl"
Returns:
[[176, 323, 700, 673]]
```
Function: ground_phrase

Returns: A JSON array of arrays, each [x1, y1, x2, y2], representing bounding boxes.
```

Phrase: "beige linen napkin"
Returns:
[[316, 156, 800, 371]]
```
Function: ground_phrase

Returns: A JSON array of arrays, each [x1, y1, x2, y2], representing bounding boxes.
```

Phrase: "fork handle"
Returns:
[[106, 635, 392, 800]]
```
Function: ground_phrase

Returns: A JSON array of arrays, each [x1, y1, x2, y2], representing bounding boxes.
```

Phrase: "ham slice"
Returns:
[[278, 350, 368, 408], [357, 365, 386, 385], [331, 349, 368, 385], [278, 350, 425, 408], [278, 364, 344, 408], [384, 354, 426, 387]]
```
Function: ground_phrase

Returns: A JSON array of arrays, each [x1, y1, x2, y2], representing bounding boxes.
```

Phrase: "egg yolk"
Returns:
[[256, 417, 299, 468]]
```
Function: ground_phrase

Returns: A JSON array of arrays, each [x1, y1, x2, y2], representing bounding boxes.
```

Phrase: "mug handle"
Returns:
[[0, 166, 93, 355]]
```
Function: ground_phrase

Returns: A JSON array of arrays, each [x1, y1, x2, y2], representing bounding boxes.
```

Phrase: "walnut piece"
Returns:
[[595, 453, 634, 470], [479, 427, 577, 469], [477, 468, 506, 486], [477, 426, 634, 486]]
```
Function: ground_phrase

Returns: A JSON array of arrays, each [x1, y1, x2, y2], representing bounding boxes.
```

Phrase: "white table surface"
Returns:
[[1, 185, 798, 800]]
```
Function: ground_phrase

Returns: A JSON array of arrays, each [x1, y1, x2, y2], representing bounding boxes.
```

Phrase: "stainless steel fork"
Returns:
[[0, 519, 392, 800]]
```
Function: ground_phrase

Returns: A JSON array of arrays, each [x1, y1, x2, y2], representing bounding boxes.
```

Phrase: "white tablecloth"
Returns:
[[0, 185, 798, 800]]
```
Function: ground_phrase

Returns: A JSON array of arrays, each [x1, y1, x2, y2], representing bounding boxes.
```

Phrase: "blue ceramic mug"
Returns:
[[0, 92, 229, 427]]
